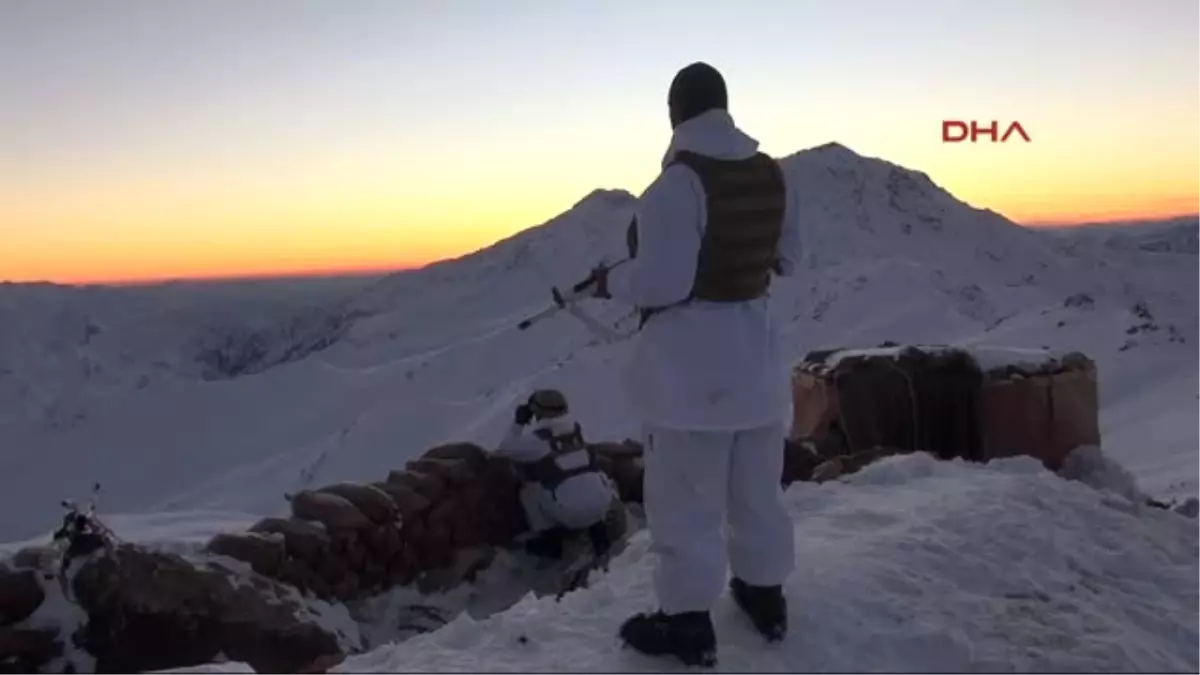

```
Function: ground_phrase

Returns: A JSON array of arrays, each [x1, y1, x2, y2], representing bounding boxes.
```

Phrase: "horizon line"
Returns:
[[6, 211, 1197, 288]]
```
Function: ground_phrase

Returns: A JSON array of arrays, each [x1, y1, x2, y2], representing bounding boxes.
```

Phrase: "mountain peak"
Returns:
[[807, 141, 863, 157], [573, 188, 636, 211]]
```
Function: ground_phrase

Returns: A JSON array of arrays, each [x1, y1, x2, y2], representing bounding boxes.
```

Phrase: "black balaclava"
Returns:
[[668, 62, 728, 129]]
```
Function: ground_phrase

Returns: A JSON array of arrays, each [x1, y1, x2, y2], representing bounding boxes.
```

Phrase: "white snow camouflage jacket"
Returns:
[[606, 109, 804, 431]]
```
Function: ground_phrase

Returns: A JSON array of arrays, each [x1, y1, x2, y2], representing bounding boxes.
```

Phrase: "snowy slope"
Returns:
[[8, 451, 1194, 674], [335, 453, 1198, 673], [0, 143, 1195, 547], [0, 275, 378, 427]]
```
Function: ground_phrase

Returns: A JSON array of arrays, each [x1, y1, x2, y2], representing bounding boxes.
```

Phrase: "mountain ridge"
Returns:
[[0, 142, 1194, 542]]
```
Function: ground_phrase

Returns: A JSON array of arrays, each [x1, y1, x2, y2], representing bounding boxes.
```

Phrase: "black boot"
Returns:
[[618, 610, 717, 667], [729, 577, 787, 642], [586, 521, 612, 559]]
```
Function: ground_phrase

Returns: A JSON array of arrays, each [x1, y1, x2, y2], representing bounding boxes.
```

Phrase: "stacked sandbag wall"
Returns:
[[978, 352, 1099, 470], [788, 345, 1101, 471], [205, 441, 648, 601]]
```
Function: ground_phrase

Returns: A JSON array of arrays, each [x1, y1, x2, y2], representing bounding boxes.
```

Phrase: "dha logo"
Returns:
[[942, 120, 1031, 143]]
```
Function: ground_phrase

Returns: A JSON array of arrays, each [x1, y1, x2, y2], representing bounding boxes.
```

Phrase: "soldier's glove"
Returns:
[[585, 264, 611, 299], [514, 403, 533, 426]]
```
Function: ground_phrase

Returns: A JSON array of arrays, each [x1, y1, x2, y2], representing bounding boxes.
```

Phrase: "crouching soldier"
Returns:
[[496, 389, 619, 562]]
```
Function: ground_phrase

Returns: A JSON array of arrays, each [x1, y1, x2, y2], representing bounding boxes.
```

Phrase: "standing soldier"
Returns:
[[592, 62, 804, 667]]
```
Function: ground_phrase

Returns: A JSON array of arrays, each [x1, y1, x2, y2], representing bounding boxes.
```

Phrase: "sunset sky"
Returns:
[[3, 0, 1197, 285]]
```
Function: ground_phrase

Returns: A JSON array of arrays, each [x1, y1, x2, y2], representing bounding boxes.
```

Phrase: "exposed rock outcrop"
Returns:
[[72, 545, 342, 674], [0, 627, 61, 674]]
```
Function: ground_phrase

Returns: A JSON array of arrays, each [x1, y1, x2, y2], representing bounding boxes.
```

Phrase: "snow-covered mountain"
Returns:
[[1, 143, 1194, 545], [2, 141, 1196, 673], [1043, 215, 1199, 256], [0, 276, 379, 427]]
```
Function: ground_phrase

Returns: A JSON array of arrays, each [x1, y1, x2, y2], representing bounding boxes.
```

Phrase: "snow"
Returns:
[[0, 142, 1196, 672], [804, 343, 1075, 373], [335, 453, 1198, 673]]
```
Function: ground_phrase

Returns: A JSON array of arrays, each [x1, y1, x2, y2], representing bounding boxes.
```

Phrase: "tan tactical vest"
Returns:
[[523, 422, 597, 491], [640, 150, 787, 324]]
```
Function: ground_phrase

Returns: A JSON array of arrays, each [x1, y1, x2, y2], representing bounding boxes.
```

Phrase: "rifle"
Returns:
[[517, 258, 636, 340]]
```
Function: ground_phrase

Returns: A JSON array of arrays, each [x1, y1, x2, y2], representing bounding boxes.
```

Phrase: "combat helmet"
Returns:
[[527, 389, 569, 419]]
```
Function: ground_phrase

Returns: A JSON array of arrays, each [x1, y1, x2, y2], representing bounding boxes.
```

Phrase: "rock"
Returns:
[[206, 533, 286, 578], [72, 545, 342, 674], [315, 483, 399, 525], [0, 626, 62, 674], [0, 569, 44, 627], [1174, 497, 1199, 519], [217, 601, 342, 672], [370, 481, 432, 519], [290, 490, 372, 531], [249, 517, 331, 562]]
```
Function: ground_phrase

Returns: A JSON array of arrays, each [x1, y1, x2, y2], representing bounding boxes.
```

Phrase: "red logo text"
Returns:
[[942, 120, 1030, 143]]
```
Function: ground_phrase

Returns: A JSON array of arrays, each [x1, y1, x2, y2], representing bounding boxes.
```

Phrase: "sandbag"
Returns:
[[406, 457, 475, 485], [790, 371, 837, 440], [316, 482, 399, 525], [248, 517, 331, 561], [289, 490, 372, 531], [206, 532, 286, 577], [370, 481, 432, 519], [387, 470, 448, 502], [421, 442, 489, 467]]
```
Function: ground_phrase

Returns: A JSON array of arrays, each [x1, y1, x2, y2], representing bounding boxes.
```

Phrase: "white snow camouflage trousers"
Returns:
[[519, 470, 616, 532], [643, 422, 795, 614]]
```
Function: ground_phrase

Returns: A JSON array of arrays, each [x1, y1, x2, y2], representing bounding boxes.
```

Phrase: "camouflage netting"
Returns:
[[790, 344, 1101, 471]]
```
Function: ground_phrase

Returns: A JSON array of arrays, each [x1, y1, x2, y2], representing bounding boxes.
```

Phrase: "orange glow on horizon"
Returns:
[[5, 138, 1197, 286], [12, 202, 1196, 287]]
